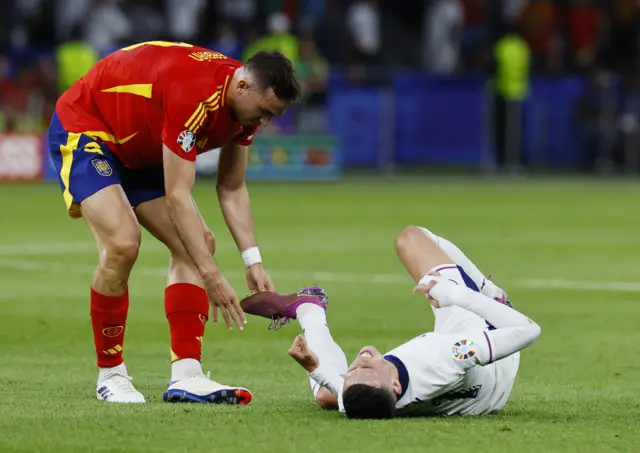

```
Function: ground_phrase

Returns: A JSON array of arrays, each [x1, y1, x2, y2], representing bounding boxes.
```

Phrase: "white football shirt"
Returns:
[[338, 329, 520, 416]]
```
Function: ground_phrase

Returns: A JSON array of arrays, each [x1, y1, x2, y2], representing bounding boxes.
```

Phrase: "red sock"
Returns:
[[165, 283, 209, 362], [90, 288, 129, 368]]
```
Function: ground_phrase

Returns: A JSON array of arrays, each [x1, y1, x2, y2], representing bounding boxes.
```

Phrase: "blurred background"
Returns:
[[1, 5, 639, 449], [2, 0, 640, 180]]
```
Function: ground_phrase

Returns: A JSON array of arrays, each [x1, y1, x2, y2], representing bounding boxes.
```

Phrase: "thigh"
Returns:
[[48, 111, 123, 219], [81, 184, 141, 255]]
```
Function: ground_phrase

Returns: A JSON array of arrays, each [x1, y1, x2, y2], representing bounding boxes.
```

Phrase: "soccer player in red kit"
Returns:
[[46, 42, 300, 404]]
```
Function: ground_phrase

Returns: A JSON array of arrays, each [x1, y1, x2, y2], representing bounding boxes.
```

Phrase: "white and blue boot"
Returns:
[[96, 364, 146, 403], [163, 372, 252, 405]]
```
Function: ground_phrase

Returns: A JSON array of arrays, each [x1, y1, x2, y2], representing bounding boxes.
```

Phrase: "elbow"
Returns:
[[165, 190, 189, 215], [216, 180, 244, 197], [524, 320, 542, 347], [315, 388, 338, 410], [165, 192, 179, 211], [531, 321, 541, 342], [215, 180, 224, 195], [165, 193, 176, 212]]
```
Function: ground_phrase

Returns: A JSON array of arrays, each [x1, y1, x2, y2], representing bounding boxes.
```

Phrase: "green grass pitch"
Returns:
[[1, 178, 639, 453]]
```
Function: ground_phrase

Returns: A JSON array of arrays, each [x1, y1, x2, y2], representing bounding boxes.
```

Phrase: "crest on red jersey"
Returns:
[[178, 130, 196, 153], [91, 158, 113, 176]]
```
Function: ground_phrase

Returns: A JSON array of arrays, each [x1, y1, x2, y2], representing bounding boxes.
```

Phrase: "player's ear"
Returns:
[[236, 79, 249, 95], [391, 378, 402, 396]]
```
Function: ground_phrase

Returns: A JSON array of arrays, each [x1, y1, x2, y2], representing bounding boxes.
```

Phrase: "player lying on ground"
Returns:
[[242, 226, 541, 418], [47, 42, 300, 404]]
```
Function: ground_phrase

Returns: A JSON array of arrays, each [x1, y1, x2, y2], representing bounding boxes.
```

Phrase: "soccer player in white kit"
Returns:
[[241, 225, 541, 419]]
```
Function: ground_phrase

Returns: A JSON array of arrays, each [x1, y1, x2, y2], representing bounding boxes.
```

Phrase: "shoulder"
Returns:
[[165, 56, 239, 100]]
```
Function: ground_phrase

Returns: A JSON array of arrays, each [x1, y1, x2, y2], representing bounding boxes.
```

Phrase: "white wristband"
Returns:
[[242, 246, 262, 268]]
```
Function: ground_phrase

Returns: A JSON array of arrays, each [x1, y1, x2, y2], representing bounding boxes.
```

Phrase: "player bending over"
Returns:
[[242, 226, 541, 418], [47, 42, 300, 404]]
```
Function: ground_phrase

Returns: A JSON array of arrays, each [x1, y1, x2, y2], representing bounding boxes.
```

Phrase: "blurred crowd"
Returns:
[[0, 0, 640, 162]]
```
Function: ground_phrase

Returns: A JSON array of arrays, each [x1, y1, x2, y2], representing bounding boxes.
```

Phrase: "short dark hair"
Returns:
[[342, 384, 396, 420], [245, 50, 300, 102]]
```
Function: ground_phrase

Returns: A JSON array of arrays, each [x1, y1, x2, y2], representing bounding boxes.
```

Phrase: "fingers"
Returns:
[[288, 335, 305, 357], [225, 294, 244, 331], [232, 296, 247, 326], [212, 305, 218, 326], [217, 302, 244, 331], [412, 285, 425, 294], [412, 279, 438, 295], [253, 276, 272, 293], [265, 277, 275, 292], [259, 275, 274, 292], [288, 338, 299, 356], [220, 303, 232, 330], [412, 285, 430, 295]]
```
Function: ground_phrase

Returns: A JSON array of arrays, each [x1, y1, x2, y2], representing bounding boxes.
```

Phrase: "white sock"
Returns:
[[98, 363, 128, 383], [171, 358, 204, 382], [297, 304, 348, 397]]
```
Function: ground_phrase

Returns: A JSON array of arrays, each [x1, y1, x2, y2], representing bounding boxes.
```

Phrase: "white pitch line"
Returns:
[[0, 242, 97, 256], [1, 258, 640, 292], [3, 234, 640, 258], [518, 278, 640, 292], [0, 241, 379, 257], [0, 259, 409, 283]]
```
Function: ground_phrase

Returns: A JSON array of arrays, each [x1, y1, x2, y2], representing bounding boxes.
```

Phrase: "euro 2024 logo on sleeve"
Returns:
[[452, 339, 477, 360], [178, 130, 196, 153]]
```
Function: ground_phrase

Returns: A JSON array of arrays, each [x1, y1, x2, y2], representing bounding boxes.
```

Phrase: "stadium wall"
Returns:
[[328, 73, 588, 168], [0, 75, 592, 182]]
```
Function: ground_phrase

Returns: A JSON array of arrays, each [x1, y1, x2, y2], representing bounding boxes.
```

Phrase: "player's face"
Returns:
[[343, 346, 395, 391], [232, 83, 290, 127]]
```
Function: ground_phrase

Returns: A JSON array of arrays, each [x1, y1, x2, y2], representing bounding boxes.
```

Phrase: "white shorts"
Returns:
[[418, 227, 489, 334], [418, 227, 520, 414]]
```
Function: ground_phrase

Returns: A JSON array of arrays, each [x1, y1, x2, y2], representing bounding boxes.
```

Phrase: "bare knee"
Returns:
[[315, 387, 339, 410], [395, 225, 428, 256], [204, 230, 216, 255], [95, 234, 141, 293], [101, 236, 140, 271], [395, 225, 448, 282]]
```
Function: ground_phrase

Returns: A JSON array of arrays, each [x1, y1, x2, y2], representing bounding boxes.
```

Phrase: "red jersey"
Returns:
[[55, 41, 258, 169]]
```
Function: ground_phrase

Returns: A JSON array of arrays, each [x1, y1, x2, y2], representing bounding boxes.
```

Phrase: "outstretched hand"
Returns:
[[205, 272, 246, 330]]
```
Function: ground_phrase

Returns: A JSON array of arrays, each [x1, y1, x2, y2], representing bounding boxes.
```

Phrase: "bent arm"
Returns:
[[427, 278, 542, 365], [309, 367, 345, 402]]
